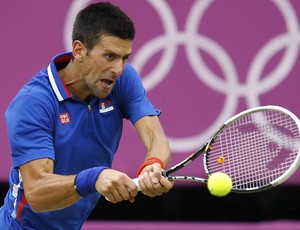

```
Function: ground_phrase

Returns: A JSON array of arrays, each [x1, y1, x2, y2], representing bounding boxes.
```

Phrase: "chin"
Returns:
[[97, 92, 111, 98]]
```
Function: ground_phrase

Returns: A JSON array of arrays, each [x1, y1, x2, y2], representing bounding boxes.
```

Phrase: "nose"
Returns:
[[110, 59, 124, 76]]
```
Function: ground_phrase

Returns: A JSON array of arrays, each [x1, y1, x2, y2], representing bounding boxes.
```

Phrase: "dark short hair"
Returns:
[[72, 1, 135, 50]]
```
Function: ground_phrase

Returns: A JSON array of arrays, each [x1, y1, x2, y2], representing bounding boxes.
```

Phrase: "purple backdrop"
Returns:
[[1, 0, 300, 187], [82, 220, 300, 230]]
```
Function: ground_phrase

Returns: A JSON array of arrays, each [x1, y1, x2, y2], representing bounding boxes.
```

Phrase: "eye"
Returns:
[[105, 53, 116, 61], [122, 54, 132, 64], [123, 56, 130, 62]]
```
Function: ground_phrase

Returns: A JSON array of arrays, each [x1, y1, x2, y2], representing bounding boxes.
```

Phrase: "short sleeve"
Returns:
[[114, 64, 161, 124], [5, 93, 56, 168]]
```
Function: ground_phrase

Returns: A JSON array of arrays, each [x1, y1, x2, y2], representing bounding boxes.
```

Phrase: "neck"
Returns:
[[64, 78, 80, 86], [58, 62, 92, 102]]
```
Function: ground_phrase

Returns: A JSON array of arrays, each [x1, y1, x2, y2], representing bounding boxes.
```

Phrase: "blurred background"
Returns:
[[1, 0, 300, 229]]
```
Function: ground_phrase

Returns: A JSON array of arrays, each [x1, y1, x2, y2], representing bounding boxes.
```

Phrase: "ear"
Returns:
[[72, 40, 86, 62]]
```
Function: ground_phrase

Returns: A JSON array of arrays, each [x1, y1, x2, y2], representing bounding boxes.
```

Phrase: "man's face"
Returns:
[[80, 35, 133, 99]]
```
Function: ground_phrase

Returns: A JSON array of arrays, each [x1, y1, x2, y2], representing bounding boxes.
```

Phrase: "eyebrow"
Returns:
[[106, 50, 132, 59]]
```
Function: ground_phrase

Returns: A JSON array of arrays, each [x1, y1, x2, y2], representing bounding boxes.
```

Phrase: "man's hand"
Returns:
[[136, 163, 174, 197], [96, 169, 139, 203]]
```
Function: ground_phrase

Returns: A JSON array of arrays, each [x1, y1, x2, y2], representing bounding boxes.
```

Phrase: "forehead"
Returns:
[[93, 35, 133, 55]]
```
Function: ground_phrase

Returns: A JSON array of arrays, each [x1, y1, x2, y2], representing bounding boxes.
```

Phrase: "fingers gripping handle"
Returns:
[[105, 178, 140, 202]]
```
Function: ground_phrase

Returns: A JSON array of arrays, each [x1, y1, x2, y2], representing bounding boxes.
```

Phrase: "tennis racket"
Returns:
[[133, 105, 300, 193]]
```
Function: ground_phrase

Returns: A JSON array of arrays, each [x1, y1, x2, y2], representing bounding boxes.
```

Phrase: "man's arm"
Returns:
[[20, 158, 139, 209], [19, 158, 81, 213], [134, 115, 174, 196]]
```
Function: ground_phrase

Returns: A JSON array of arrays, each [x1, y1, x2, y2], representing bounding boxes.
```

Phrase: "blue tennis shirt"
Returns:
[[0, 52, 160, 229]]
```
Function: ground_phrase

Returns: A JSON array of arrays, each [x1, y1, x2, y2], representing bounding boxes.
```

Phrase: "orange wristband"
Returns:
[[136, 157, 165, 177]]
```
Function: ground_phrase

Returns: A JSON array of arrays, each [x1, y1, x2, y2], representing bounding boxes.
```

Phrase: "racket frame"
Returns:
[[162, 105, 300, 193]]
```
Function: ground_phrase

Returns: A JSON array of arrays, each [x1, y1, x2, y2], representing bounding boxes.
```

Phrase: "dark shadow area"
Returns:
[[1, 182, 299, 221]]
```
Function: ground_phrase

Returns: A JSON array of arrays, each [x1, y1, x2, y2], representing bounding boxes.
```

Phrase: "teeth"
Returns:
[[101, 79, 113, 86]]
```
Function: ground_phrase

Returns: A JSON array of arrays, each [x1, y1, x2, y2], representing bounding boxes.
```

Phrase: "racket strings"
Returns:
[[206, 110, 300, 191]]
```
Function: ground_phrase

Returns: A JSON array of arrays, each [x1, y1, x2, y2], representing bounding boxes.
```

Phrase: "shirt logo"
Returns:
[[100, 100, 114, 113], [59, 112, 70, 124]]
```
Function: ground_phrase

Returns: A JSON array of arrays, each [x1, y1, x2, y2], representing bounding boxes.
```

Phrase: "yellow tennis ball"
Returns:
[[207, 172, 232, 197]]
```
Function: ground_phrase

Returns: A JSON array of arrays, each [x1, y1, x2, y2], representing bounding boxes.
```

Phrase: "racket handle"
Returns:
[[133, 178, 141, 191]]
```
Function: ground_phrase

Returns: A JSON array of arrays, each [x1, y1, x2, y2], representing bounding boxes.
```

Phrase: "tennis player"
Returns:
[[0, 2, 173, 229]]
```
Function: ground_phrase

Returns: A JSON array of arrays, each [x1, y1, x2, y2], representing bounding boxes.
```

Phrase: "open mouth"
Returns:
[[100, 79, 113, 87]]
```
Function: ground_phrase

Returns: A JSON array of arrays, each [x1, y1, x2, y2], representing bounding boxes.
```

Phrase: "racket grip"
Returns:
[[133, 178, 141, 191]]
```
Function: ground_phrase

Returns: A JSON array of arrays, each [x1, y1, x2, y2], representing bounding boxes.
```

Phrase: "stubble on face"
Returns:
[[80, 36, 133, 100]]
